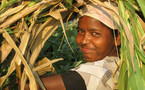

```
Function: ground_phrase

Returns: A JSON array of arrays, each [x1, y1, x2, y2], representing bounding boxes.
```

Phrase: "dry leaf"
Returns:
[[0, 5, 25, 19], [3, 29, 37, 90], [0, 40, 12, 63], [76, 0, 84, 6], [33, 57, 63, 75]]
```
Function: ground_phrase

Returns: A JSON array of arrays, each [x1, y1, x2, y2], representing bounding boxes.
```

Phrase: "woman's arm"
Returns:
[[41, 74, 66, 90], [19, 71, 86, 90], [19, 74, 66, 90]]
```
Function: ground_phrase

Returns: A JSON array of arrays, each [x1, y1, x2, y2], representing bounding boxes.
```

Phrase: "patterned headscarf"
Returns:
[[79, 1, 120, 30]]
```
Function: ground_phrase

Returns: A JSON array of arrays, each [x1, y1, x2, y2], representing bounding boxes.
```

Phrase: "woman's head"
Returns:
[[76, 16, 121, 62]]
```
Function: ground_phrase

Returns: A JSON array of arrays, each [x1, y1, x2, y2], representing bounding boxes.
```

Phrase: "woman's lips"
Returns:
[[81, 48, 94, 53]]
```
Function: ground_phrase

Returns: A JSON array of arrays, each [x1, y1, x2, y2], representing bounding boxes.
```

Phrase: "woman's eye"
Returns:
[[92, 32, 100, 35], [77, 29, 85, 34]]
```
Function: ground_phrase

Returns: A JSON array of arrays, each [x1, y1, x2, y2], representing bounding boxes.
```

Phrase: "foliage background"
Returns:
[[39, 21, 84, 73], [0, 20, 84, 89]]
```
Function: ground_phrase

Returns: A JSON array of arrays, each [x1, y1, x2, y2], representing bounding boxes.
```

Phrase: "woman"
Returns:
[[21, 1, 121, 90]]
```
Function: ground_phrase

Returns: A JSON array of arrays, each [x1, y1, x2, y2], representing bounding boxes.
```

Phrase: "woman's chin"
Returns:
[[83, 54, 105, 62], [84, 57, 96, 62], [83, 54, 95, 62]]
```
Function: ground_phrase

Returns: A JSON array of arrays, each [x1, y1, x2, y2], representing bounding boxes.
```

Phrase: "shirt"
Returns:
[[61, 56, 120, 90]]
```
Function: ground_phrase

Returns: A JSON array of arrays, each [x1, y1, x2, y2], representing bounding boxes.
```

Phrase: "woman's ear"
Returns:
[[114, 31, 121, 46]]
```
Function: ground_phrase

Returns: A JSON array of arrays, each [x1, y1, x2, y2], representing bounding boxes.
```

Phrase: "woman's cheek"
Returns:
[[76, 35, 82, 45]]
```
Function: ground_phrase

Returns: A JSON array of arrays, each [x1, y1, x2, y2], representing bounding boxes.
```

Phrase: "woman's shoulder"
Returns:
[[70, 56, 120, 90], [72, 56, 120, 71]]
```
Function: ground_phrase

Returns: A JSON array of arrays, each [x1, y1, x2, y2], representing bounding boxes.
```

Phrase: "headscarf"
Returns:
[[79, 1, 120, 30]]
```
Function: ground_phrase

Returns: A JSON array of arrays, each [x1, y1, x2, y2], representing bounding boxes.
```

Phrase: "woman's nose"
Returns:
[[81, 33, 90, 45]]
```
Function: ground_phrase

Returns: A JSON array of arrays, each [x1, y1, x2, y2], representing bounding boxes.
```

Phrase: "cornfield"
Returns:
[[0, 0, 145, 90]]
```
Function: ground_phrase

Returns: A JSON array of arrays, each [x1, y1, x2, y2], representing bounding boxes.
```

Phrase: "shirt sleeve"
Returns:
[[61, 71, 87, 90]]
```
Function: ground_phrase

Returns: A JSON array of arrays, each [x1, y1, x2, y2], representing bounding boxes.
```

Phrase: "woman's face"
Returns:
[[76, 16, 118, 62]]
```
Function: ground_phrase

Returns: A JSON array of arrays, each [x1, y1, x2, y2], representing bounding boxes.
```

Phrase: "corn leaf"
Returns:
[[136, 0, 145, 18]]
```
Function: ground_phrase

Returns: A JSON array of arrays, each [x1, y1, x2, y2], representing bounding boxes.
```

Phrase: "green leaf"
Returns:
[[1, 0, 18, 8], [5, 28, 18, 34], [134, 44, 145, 63], [27, 0, 40, 7], [65, 0, 72, 6], [137, 0, 145, 18], [118, 61, 128, 90], [142, 64, 145, 80], [118, 28, 128, 90]]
